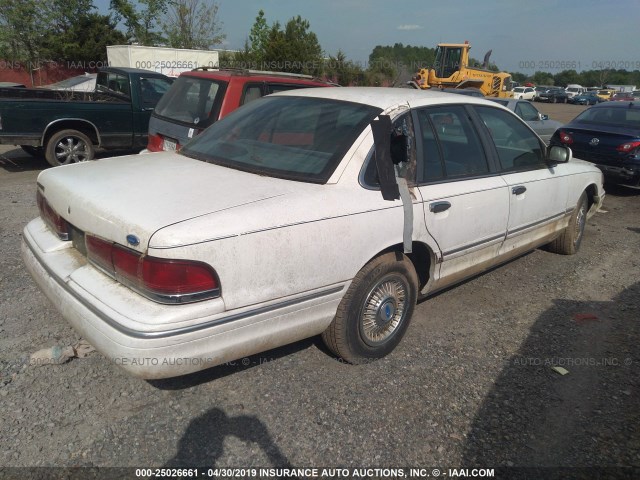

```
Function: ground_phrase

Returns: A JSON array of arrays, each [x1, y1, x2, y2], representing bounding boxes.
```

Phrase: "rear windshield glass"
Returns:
[[574, 107, 640, 127], [153, 76, 226, 129], [180, 96, 381, 183]]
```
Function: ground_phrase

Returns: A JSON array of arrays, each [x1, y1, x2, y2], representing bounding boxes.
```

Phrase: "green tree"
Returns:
[[531, 71, 555, 86], [553, 69, 580, 87], [110, 0, 168, 45], [511, 72, 528, 84], [162, 0, 225, 49], [43, 12, 127, 63], [367, 43, 440, 85], [0, 0, 48, 72], [262, 16, 323, 75], [248, 9, 269, 62], [324, 50, 364, 85]]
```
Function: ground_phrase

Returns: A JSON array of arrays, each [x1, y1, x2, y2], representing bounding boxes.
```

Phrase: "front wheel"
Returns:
[[546, 192, 588, 255], [45, 129, 95, 167], [322, 252, 418, 364]]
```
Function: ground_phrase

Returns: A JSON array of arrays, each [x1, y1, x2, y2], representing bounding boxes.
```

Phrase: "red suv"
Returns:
[[147, 68, 333, 152]]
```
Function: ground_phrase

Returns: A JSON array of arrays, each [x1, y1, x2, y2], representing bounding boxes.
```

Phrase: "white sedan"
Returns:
[[23, 88, 605, 379], [512, 86, 536, 100]]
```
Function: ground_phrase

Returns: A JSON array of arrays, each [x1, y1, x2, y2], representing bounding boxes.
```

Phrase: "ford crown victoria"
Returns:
[[23, 88, 605, 378]]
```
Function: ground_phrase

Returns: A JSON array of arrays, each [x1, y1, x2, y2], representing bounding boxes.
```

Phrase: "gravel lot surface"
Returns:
[[0, 102, 638, 479]]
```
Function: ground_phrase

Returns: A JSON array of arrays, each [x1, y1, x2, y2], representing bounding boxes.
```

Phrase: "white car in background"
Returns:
[[23, 88, 605, 379], [512, 86, 536, 100], [565, 84, 586, 99]]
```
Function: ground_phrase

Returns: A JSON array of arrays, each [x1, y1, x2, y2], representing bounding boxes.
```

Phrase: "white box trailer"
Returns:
[[606, 84, 636, 93], [107, 45, 219, 76]]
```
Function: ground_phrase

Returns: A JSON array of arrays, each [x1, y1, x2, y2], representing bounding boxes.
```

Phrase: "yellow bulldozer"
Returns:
[[412, 41, 513, 98]]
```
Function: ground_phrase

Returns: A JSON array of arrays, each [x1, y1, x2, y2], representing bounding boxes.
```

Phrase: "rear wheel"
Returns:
[[547, 192, 588, 255], [322, 252, 418, 364], [45, 129, 95, 167]]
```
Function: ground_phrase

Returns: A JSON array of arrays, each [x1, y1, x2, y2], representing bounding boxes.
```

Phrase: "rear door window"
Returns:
[[240, 82, 320, 106], [416, 105, 489, 181], [240, 84, 263, 105]]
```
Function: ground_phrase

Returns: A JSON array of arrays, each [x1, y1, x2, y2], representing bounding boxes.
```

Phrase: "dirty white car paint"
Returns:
[[22, 88, 605, 378]]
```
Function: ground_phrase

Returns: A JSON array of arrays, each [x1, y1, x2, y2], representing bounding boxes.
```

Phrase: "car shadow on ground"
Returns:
[[162, 407, 294, 468], [604, 183, 640, 197], [148, 338, 316, 390], [0, 147, 141, 173], [0, 148, 48, 172], [461, 282, 639, 475]]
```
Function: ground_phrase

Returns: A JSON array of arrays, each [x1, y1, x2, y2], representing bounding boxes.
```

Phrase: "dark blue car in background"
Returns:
[[568, 91, 603, 105], [551, 102, 640, 186]]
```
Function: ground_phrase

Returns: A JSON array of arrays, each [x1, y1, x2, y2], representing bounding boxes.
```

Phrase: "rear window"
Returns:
[[97, 72, 130, 98], [180, 96, 381, 183], [153, 76, 226, 129], [574, 107, 640, 127]]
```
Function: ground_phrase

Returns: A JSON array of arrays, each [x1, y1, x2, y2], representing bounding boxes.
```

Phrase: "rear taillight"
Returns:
[[85, 235, 219, 304], [558, 130, 573, 145], [616, 140, 640, 153], [147, 133, 181, 152], [142, 257, 218, 295], [147, 133, 163, 152], [36, 189, 70, 240]]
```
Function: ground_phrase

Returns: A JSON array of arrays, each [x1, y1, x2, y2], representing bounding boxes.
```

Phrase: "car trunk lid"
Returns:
[[36, 152, 298, 252]]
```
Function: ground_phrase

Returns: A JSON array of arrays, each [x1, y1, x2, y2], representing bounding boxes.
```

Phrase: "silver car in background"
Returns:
[[489, 98, 563, 144]]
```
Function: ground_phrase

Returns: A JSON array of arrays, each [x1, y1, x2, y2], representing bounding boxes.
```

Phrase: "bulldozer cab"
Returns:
[[434, 45, 464, 79]]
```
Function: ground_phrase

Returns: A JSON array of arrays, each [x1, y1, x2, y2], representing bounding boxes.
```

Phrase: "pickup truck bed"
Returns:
[[0, 67, 172, 166]]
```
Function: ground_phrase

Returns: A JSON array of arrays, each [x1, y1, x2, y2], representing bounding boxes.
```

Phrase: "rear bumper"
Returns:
[[596, 162, 640, 187], [22, 219, 343, 379]]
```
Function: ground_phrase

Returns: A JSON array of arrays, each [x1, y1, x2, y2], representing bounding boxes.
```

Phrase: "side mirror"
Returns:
[[370, 115, 400, 201], [539, 113, 549, 120], [547, 145, 572, 164]]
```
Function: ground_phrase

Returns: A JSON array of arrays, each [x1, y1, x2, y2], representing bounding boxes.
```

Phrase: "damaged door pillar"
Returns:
[[371, 113, 417, 254]]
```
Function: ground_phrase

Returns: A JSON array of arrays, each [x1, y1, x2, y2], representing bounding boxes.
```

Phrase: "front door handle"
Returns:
[[512, 186, 527, 195], [429, 201, 451, 213]]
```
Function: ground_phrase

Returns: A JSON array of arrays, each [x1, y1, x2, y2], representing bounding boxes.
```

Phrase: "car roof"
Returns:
[[271, 86, 497, 109], [182, 68, 330, 86], [589, 100, 639, 109]]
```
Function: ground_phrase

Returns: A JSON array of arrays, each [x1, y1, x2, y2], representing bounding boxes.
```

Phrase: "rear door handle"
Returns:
[[429, 201, 451, 213], [512, 186, 527, 195]]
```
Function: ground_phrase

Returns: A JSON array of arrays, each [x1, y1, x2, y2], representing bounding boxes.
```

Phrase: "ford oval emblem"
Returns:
[[589, 137, 600, 146], [126, 234, 140, 246]]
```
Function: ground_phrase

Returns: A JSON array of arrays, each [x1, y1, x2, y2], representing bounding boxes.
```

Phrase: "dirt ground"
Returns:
[[0, 102, 638, 479]]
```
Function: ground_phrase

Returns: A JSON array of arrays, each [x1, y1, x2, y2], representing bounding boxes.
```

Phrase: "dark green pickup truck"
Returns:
[[0, 67, 172, 166]]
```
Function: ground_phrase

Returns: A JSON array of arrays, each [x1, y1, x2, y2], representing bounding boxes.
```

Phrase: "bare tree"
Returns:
[[162, 0, 225, 49]]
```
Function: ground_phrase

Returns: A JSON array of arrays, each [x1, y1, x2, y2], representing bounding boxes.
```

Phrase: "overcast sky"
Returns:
[[95, 0, 640, 74]]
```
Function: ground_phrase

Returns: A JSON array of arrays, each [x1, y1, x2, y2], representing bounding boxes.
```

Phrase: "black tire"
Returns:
[[552, 97, 557, 104], [547, 192, 588, 255], [45, 129, 95, 167], [20, 145, 44, 157], [322, 251, 418, 364]]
